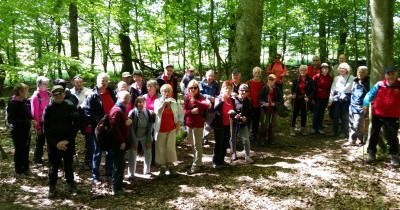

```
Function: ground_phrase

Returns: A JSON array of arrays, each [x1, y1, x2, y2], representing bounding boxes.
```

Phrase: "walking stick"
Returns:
[[229, 116, 235, 163]]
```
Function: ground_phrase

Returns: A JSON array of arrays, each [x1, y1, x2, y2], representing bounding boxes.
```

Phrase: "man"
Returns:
[[71, 75, 92, 170], [43, 85, 79, 198], [53, 79, 79, 107], [307, 55, 321, 78], [266, 53, 287, 92], [157, 64, 179, 100], [331, 54, 347, 78], [231, 69, 241, 97], [83, 72, 116, 184], [363, 66, 400, 167], [180, 67, 195, 96], [200, 70, 220, 144], [109, 91, 132, 195], [121, 72, 132, 85]]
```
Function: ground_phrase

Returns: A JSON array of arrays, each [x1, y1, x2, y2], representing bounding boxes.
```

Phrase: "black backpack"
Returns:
[[95, 114, 112, 150]]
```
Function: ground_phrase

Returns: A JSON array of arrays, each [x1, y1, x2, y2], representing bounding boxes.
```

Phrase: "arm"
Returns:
[[110, 109, 125, 144], [328, 76, 338, 103], [363, 82, 380, 107]]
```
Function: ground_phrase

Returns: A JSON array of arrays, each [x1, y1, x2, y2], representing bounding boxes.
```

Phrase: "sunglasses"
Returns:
[[189, 86, 198, 90], [239, 89, 248, 92]]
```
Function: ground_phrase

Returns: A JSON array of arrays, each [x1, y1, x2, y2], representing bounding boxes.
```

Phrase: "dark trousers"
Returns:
[[48, 149, 74, 186], [291, 98, 307, 127], [367, 116, 399, 155], [34, 123, 45, 163], [312, 98, 328, 132], [213, 125, 230, 165], [111, 148, 126, 192], [250, 107, 261, 139], [11, 127, 31, 174], [259, 111, 277, 143], [84, 134, 93, 168], [92, 134, 112, 180], [332, 100, 350, 136]]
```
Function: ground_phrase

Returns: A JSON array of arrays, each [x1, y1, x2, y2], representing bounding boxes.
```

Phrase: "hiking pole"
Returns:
[[229, 116, 234, 163]]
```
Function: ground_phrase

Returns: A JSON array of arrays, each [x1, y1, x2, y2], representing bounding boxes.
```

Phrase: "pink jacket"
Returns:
[[31, 90, 51, 130]]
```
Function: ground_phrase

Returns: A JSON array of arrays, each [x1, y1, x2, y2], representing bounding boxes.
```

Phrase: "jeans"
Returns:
[[187, 127, 204, 166], [231, 124, 251, 157], [312, 98, 328, 132], [367, 116, 399, 155], [92, 133, 112, 181], [111, 148, 126, 192], [127, 136, 152, 176], [84, 133, 94, 168], [332, 100, 350, 136], [348, 108, 365, 142], [213, 125, 230, 165]]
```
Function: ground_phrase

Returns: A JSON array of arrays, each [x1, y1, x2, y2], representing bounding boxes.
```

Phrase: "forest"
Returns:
[[0, 0, 399, 91]]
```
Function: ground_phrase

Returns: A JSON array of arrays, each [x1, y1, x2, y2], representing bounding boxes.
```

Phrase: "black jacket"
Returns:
[[83, 86, 116, 128], [6, 98, 32, 131], [43, 100, 79, 153], [232, 96, 252, 127], [259, 85, 284, 112], [291, 76, 314, 99], [156, 74, 179, 100], [212, 96, 235, 129]]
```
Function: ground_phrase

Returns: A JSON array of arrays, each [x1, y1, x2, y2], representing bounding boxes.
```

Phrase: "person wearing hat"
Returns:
[[128, 70, 147, 111], [43, 85, 80, 198], [363, 66, 400, 167], [121, 71, 132, 85], [311, 63, 333, 134], [157, 64, 179, 100], [180, 67, 195, 96], [258, 74, 284, 145], [53, 78, 79, 107]]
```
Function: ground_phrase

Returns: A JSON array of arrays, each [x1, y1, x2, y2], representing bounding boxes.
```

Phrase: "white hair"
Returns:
[[96, 72, 109, 86]]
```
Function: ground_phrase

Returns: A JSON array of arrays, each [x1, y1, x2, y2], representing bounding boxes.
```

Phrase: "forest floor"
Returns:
[[0, 110, 399, 210]]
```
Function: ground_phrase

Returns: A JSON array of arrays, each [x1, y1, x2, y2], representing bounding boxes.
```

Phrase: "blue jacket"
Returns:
[[200, 78, 220, 100], [350, 77, 369, 113]]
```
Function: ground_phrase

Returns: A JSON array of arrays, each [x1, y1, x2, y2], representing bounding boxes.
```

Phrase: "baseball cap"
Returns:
[[165, 64, 174, 69], [121, 72, 131, 78], [51, 85, 65, 95], [133, 70, 143, 76], [385, 66, 396, 74]]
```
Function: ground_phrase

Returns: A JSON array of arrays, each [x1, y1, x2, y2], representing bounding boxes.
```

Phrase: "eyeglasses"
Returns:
[[189, 86, 198, 90], [239, 89, 248, 92]]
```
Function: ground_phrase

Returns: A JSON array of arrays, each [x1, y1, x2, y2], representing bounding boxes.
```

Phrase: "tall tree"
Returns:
[[119, 0, 133, 74], [318, 0, 327, 62], [69, 0, 79, 77], [370, 0, 394, 84], [231, 0, 264, 80]]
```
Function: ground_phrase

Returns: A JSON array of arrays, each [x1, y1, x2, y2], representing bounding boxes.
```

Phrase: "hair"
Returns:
[[252, 66, 262, 75], [117, 81, 128, 91], [357, 66, 368, 73], [116, 90, 130, 101], [160, 84, 173, 93], [313, 55, 320, 61], [72, 75, 84, 81], [221, 80, 233, 89], [36, 76, 49, 86], [239, 83, 249, 90], [13, 83, 29, 96], [275, 53, 282, 58], [53, 78, 67, 89], [299, 65, 308, 71], [96, 72, 109, 86], [135, 95, 146, 107], [338, 62, 351, 73], [187, 80, 200, 95], [146, 79, 159, 90], [205, 70, 214, 77]]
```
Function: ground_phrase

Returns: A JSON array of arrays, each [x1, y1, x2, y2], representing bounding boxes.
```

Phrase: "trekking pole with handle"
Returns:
[[229, 115, 235, 163]]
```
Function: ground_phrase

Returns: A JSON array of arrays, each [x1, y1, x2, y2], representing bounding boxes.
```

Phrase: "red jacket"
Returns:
[[313, 73, 333, 99], [184, 95, 209, 128], [307, 65, 321, 78], [372, 80, 400, 118], [110, 103, 131, 146], [247, 79, 264, 108]]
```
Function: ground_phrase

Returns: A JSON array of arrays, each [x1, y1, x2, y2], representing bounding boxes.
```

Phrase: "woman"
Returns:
[[246, 67, 264, 143], [154, 84, 183, 177], [6, 83, 32, 176], [312, 63, 333, 134], [143, 79, 159, 165], [212, 81, 235, 169], [290, 65, 314, 136], [328, 62, 355, 138], [184, 80, 210, 174], [129, 70, 147, 111]]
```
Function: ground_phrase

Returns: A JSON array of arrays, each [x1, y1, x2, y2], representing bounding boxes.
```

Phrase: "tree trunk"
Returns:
[[90, 19, 95, 70], [69, 1, 79, 77], [209, 0, 223, 78], [365, 0, 371, 70], [231, 0, 264, 81], [133, 1, 144, 70], [119, 0, 133, 74], [56, 19, 62, 77], [195, 3, 202, 75], [337, 13, 348, 55], [352, 0, 359, 70], [370, 0, 394, 84], [0, 54, 5, 97], [318, 0, 327, 63]]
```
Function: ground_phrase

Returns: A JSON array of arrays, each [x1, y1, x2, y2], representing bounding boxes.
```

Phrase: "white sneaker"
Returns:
[[245, 156, 254, 163]]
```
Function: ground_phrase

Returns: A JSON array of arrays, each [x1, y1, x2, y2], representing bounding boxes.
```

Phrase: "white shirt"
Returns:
[[329, 74, 354, 103], [71, 86, 91, 106]]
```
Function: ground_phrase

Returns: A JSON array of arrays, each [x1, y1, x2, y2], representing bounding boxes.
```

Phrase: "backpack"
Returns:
[[95, 114, 112, 150]]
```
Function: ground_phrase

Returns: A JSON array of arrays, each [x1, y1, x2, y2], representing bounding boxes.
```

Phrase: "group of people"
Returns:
[[5, 55, 400, 198]]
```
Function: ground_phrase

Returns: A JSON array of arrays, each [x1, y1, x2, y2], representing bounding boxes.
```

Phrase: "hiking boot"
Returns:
[[318, 130, 326, 135], [245, 156, 254, 164], [290, 128, 296, 136], [48, 185, 56, 199], [344, 140, 356, 147], [366, 152, 376, 164], [187, 166, 200, 175], [231, 153, 238, 161], [159, 167, 166, 177], [390, 155, 399, 167], [301, 127, 308, 136], [68, 183, 78, 194], [169, 167, 178, 177]]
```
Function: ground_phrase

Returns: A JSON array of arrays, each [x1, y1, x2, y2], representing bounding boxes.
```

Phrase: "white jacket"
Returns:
[[153, 97, 184, 139]]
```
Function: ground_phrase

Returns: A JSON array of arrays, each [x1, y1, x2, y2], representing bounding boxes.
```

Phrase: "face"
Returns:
[[239, 89, 248, 98], [221, 85, 232, 97], [121, 94, 130, 106], [268, 77, 276, 86], [253, 70, 261, 79], [299, 68, 307, 76], [73, 79, 83, 90], [188, 84, 199, 96], [313, 57, 321, 67], [39, 81, 49, 91], [357, 69, 367, 80], [98, 77, 109, 88], [147, 85, 157, 96], [187, 69, 194, 76], [122, 77, 130, 84], [133, 75, 143, 83], [339, 67, 348, 75], [206, 73, 215, 83], [232, 74, 241, 82], [385, 71, 398, 84], [52, 92, 65, 104], [119, 83, 128, 91], [164, 67, 174, 78], [274, 55, 281, 62], [19, 87, 29, 99], [136, 100, 145, 110], [161, 88, 171, 98], [321, 67, 329, 76], [338, 55, 346, 63]]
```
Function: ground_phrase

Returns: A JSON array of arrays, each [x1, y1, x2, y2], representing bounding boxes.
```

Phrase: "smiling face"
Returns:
[[221, 83, 232, 98], [39, 81, 49, 91], [386, 71, 398, 85]]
